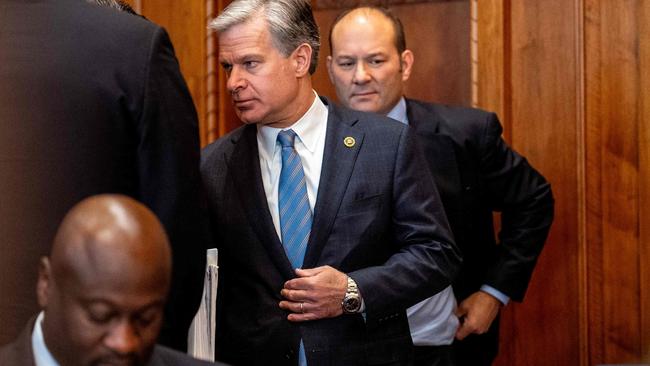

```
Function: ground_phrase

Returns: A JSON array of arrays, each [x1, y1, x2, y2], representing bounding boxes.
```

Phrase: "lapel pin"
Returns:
[[343, 136, 355, 148]]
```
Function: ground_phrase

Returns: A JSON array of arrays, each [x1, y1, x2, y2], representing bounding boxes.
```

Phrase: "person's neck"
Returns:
[[266, 83, 316, 129]]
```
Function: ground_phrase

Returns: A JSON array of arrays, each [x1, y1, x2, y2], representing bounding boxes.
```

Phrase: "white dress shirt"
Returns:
[[257, 92, 328, 366], [257, 92, 328, 241], [31, 311, 60, 366], [388, 97, 459, 345]]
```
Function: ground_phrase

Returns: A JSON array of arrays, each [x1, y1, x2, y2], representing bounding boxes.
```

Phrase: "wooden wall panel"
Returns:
[[475, 0, 506, 120], [641, 2, 650, 361], [312, 1, 470, 107], [478, 1, 650, 365], [584, 0, 648, 363], [492, 1, 581, 365]]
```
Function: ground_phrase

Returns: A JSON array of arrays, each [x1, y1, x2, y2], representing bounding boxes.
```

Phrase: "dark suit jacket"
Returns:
[[201, 97, 461, 366], [406, 99, 554, 361], [0, 0, 206, 350], [0, 318, 223, 366]]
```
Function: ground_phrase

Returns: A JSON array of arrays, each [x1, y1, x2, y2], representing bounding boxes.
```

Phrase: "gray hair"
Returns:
[[210, 0, 320, 74]]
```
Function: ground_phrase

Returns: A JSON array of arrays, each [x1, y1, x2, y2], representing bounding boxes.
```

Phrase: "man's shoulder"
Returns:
[[150, 345, 228, 365], [4, 0, 161, 46], [407, 98, 492, 118], [326, 98, 406, 135], [201, 125, 249, 164], [0, 340, 18, 365], [0, 321, 35, 366], [406, 98, 499, 140], [61, 0, 157, 32]]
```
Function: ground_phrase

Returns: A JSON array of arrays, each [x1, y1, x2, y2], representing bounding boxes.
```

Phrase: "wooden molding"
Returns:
[[575, 0, 587, 364], [205, 0, 219, 145], [638, 0, 650, 362]]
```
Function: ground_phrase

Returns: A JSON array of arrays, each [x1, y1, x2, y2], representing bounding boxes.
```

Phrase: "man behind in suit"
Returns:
[[202, 0, 461, 364], [0, 195, 221, 366], [0, 0, 206, 350], [327, 7, 554, 366]]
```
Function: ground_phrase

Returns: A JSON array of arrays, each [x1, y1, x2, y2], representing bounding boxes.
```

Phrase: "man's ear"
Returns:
[[36, 257, 52, 308], [292, 43, 313, 77], [326, 55, 334, 82], [400, 49, 414, 81]]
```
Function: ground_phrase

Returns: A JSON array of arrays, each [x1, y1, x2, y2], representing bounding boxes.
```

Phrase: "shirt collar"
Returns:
[[257, 91, 327, 159], [386, 97, 409, 125], [32, 311, 60, 366]]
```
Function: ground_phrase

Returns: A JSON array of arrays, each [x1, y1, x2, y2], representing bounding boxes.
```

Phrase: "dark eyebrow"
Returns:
[[233, 53, 265, 64], [365, 52, 388, 58]]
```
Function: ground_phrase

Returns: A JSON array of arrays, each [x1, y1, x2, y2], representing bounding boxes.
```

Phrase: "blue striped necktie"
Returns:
[[277, 129, 312, 269], [278, 129, 311, 366]]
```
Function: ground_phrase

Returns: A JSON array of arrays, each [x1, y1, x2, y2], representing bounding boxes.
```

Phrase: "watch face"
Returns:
[[343, 296, 361, 313]]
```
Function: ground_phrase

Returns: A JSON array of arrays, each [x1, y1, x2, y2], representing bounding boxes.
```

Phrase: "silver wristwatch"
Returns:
[[341, 276, 362, 314]]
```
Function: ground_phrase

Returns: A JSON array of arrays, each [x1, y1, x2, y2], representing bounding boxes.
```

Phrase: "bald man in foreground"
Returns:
[[0, 195, 222, 366]]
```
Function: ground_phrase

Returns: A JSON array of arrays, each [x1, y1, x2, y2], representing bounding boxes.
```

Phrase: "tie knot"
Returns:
[[277, 129, 297, 148]]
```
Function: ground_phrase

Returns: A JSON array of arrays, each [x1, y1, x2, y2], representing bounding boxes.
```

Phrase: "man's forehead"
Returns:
[[219, 28, 274, 59], [77, 294, 165, 312], [218, 17, 269, 45], [331, 12, 396, 53], [331, 31, 396, 56], [218, 45, 267, 61], [337, 8, 393, 32], [64, 262, 169, 306]]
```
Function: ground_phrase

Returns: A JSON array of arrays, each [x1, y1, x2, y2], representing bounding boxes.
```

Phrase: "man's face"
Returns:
[[218, 17, 303, 127], [39, 259, 167, 366], [327, 10, 413, 115]]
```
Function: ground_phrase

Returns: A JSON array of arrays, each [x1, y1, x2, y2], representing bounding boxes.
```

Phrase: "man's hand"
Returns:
[[279, 265, 348, 322], [454, 291, 502, 340]]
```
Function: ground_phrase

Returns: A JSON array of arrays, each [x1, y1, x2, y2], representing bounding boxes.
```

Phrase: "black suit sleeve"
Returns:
[[479, 113, 554, 301], [136, 27, 207, 350], [350, 127, 462, 318]]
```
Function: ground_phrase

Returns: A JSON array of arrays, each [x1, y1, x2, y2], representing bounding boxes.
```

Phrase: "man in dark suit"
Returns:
[[0, 195, 222, 366], [0, 0, 206, 350], [88, 0, 138, 14], [327, 7, 554, 366], [201, 0, 461, 365]]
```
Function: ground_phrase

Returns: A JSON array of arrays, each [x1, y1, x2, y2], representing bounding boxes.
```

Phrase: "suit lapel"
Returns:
[[228, 125, 295, 280], [303, 101, 363, 268]]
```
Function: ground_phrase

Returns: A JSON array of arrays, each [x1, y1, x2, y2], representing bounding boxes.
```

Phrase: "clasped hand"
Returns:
[[279, 265, 347, 322]]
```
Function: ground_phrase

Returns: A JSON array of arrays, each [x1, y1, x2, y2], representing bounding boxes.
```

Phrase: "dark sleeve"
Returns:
[[137, 26, 208, 350], [350, 127, 462, 318], [479, 113, 554, 301]]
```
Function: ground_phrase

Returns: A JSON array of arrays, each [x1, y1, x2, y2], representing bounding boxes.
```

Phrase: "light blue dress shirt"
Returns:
[[31, 311, 60, 366]]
